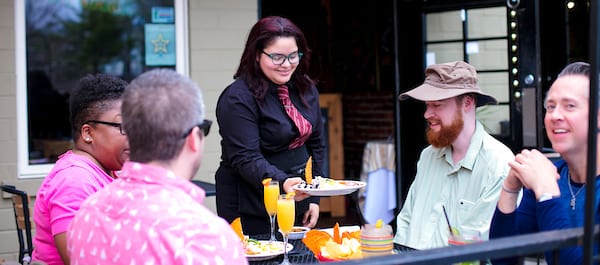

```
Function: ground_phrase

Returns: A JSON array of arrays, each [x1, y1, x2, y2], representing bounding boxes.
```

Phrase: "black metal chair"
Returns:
[[1, 184, 33, 265]]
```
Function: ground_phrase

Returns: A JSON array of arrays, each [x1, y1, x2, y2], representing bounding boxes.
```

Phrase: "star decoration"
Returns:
[[151, 34, 170, 55]]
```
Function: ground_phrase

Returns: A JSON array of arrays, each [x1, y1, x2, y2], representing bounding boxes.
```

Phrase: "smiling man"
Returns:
[[394, 61, 514, 249], [490, 62, 599, 265]]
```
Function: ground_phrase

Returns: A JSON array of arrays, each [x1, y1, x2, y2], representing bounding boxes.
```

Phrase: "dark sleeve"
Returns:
[[304, 85, 326, 177], [216, 83, 288, 192], [489, 209, 519, 265], [490, 188, 538, 265], [304, 86, 325, 205], [537, 199, 582, 265]]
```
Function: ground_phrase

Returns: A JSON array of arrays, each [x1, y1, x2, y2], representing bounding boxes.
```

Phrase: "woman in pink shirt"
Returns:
[[32, 73, 129, 265], [68, 69, 247, 264]]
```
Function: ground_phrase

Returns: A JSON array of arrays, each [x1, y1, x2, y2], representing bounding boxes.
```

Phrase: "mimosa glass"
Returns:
[[264, 180, 280, 241], [277, 194, 295, 265]]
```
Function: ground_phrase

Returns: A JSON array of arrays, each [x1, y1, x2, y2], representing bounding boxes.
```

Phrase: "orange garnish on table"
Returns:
[[302, 222, 362, 261], [342, 230, 361, 241], [230, 217, 245, 243], [302, 230, 333, 255], [262, 178, 272, 186], [333, 222, 342, 244], [305, 156, 313, 184]]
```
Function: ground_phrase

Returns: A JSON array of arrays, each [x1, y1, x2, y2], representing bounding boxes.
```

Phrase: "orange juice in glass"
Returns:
[[264, 180, 280, 241], [277, 193, 295, 265]]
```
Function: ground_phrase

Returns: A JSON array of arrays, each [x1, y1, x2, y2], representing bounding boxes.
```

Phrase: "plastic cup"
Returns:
[[448, 229, 483, 265], [360, 223, 393, 257]]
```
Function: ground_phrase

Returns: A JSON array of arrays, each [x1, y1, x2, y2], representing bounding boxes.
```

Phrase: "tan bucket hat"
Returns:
[[398, 61, 497, 107]]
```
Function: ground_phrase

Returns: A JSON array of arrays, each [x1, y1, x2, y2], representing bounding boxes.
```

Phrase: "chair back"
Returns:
[[1, 185, 34, 265]]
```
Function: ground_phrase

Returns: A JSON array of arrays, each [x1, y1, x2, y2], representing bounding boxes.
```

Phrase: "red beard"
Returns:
[[426, 109, 464, 148]]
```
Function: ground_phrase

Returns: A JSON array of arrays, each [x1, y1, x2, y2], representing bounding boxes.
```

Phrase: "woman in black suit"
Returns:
[[215, 16, 326, 235]]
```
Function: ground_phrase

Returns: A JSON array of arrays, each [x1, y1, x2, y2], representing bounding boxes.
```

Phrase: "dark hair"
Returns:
[[69, 73, 127, 140], [122, 69, 205, 163], [234, 16, 313, 100], [558, 61, 590, 78]]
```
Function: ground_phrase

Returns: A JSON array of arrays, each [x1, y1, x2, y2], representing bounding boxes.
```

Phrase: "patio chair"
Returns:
[[1, 184, 34, 265]]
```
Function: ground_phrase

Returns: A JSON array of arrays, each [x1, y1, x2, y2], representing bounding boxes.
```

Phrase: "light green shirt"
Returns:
[[394, 121, 514, 250]]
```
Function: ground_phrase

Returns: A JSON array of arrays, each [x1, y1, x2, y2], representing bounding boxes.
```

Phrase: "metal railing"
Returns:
[[336, 226, 595, 265]]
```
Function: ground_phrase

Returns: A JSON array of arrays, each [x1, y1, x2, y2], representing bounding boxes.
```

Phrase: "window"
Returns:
[[16, 0, 189, 178], [424, 6, 509, 136]]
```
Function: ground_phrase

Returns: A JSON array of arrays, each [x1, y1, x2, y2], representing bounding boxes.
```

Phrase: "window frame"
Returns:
[[15, 1, 189, 178]]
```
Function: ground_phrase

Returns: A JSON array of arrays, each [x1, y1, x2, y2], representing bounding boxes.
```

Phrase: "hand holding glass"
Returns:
[[277, 194, 295, 265], [264, 180, 280, 241]]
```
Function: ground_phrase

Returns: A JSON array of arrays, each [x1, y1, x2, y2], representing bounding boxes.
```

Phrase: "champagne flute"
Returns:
[[277, 193, 295, 265], [264, 180, 280, 242]]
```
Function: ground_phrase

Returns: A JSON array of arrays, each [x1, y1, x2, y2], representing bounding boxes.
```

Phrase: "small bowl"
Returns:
[[287, 226, 310, 240]]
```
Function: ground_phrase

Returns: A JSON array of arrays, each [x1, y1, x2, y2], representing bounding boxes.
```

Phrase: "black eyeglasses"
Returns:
[[182, 119, 212, 138], [86, 120, 126, 135], [261, 51, 303, 65]]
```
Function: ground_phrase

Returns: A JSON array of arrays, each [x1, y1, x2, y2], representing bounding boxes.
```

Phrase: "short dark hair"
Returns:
[[122, 69, 205, 163], [69, 73, 127, 140], [234, 16, 313, 100]]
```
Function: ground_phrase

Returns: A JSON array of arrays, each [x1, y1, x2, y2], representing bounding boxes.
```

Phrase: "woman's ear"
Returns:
[[81, 124, 93, 142]]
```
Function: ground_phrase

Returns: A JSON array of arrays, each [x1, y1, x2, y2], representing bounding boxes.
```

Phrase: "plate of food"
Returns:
[[293, 176, 367, 196], [244, 239, 294, 261]]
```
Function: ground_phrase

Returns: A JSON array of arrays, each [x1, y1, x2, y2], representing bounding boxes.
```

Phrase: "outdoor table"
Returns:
[[247, 233, 415, 264]]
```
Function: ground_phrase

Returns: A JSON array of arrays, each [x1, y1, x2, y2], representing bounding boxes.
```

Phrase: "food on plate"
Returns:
[[292, 227, 309, 233], [288, 226, 310, 240], [245, 239, 285, 256], [230, 217, 287, 256], [302, 222, 362, 261], [296, 176, 356, 189]]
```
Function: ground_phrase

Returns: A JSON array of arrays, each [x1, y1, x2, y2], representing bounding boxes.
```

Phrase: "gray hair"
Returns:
[[558, 61, 590, 78], [122, 69, 205, 162]]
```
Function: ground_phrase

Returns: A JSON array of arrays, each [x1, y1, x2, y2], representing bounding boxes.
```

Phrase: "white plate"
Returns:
[[293, 180, 367, 196], [245, 240, 294, 261]]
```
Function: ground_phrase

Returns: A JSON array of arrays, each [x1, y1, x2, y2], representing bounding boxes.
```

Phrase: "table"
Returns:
[[247, 233, 415, 264], [190, 180, 216, 197], [358, 140, 396, 224]]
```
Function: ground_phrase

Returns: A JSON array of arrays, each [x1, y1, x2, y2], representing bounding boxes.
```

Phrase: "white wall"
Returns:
[[0, 0, 258, 261], [188, 0, 258, 212]]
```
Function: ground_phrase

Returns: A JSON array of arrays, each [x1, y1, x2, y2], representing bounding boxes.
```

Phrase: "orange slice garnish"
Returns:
[[230, 217, 244, 242], [285, 192, 296, 200], [333, 222, 342, 244], [262, 178, 272, 186], [305, 156, 313, 184], [303, 230, 333, 255]]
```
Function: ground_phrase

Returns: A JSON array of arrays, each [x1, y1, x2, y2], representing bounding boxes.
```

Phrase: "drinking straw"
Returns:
[[442, 205, 456, 236]]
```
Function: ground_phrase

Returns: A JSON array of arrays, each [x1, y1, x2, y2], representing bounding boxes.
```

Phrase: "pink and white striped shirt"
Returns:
[[67, 162, 247, 265]]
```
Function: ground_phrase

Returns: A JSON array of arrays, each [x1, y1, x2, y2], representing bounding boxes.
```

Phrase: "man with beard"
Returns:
[[393, 61, 514, 250]]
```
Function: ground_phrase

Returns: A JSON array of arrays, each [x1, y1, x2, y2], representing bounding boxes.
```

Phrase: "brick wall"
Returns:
[[342, 91, 396, 180]]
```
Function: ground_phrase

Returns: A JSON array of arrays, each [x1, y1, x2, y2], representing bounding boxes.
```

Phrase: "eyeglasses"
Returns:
[[182, 119, 212, 138], [261, 51, 303, 65], [86, 120, 126, 135]]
